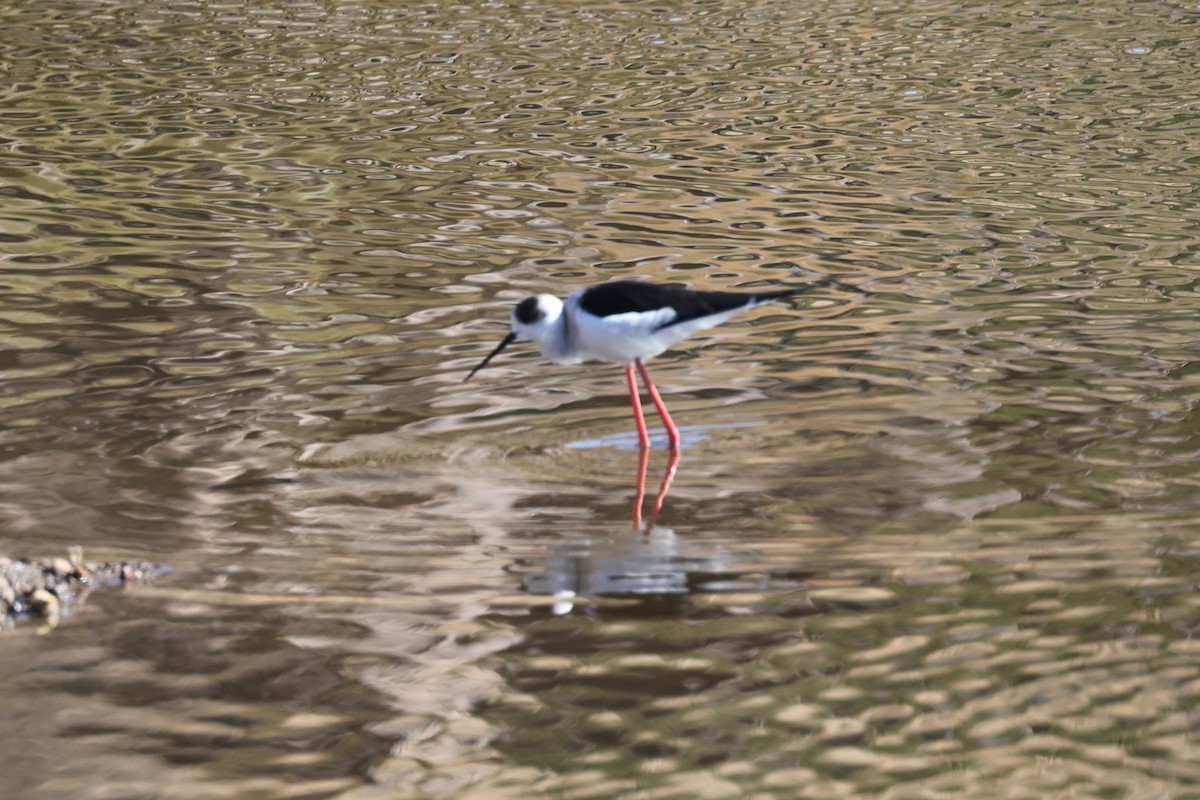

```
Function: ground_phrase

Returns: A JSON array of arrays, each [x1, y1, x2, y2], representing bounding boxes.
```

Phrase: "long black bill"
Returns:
[[464, 332, 517, 382]]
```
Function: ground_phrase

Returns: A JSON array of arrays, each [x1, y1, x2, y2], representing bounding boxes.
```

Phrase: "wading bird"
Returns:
[[465, 279, 823, 451]]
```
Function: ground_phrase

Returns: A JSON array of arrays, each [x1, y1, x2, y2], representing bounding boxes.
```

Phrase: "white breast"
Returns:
[[565, 297, 683, 364]]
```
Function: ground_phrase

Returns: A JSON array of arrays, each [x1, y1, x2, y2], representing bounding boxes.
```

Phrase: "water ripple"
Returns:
[[4, 0, 1200, 796]]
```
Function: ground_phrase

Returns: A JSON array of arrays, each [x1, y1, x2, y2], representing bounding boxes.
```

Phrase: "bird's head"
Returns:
[[465, 294, 563, 381]]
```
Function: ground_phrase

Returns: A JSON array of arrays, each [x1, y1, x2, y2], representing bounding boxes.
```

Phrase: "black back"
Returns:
[[578, 280, 803, 330]]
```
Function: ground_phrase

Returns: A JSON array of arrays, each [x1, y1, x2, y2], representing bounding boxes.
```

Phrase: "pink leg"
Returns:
[[642, 447, 680, 532], [625, 363, 651, 451], [631, 445, 649, 529], [634, 359, 681, 452]]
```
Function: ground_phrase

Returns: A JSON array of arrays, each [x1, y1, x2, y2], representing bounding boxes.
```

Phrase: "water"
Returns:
[[2, 0, 1200, 796]]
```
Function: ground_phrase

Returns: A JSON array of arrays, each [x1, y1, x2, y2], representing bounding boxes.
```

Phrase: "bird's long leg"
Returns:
[[626, 363, 651, 528], [625, 363, 652, 451], [634, 358, 681, 452]]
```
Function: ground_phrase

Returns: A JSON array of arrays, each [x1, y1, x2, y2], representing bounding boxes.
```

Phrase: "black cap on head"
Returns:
[[514, 296, 543, 325]]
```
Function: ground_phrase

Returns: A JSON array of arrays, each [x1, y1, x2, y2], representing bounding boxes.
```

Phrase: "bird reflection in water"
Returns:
[[522, 521, 715, 612], [632, 438, 680, 532]]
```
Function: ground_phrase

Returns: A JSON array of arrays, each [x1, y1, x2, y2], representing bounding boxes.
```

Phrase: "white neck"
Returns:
[[529, 310, 580, 364], [513, 296, 584, 365]]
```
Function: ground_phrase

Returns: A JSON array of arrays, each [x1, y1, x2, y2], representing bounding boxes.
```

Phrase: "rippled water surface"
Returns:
[[3, 0, 1200, 796]]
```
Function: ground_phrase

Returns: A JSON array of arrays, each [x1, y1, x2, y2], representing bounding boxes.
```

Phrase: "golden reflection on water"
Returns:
[[2, 0, 1200, 796]]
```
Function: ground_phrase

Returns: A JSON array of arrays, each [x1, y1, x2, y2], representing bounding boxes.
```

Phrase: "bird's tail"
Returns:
[[757, 278, 868, 303]]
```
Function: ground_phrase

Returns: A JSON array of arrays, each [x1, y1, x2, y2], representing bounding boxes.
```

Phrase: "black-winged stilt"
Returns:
[[465, 279, 817, 452]]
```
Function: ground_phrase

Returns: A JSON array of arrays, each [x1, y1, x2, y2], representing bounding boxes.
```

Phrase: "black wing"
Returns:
[[578, 281, 804, 330]]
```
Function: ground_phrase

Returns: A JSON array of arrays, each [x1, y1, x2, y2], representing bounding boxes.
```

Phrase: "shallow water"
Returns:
[[3, 0, 1200, 796]]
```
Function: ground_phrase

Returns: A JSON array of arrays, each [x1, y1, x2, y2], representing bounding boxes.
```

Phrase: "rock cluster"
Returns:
[[0, 549, 164, 632]]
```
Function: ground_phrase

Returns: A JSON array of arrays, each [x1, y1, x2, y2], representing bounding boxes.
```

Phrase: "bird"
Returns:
[[465, 279, 826, 452]]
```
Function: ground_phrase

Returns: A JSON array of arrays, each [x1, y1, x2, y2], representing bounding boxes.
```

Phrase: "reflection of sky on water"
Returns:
[[564, 420, 766, 451]]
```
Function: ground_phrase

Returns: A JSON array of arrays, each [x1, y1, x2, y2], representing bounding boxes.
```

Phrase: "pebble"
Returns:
[[29, 589, 60, 623]]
